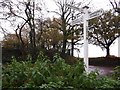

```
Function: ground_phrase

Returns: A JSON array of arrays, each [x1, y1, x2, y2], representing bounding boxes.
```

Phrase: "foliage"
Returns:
[[112, 66, 120, 81], [2, 34, 20, 49], [2, 33, 29, 49], [38, 18, 63, 50], [2, 52, 120, 89], [0, 0, 45, 61], [89, 10, 120, 56]]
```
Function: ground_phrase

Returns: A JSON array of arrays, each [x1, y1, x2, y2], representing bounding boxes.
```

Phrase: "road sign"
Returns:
[[72, 16, 83, 25], [89, 9, 104, 20]]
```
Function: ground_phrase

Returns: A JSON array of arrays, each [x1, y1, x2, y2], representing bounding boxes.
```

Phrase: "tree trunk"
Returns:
[[53, 44, 56, 48], [106, 46, 110, 56], [62, 20, 67, 54], [71, 34, 74, 56], [62, 37, 67, 54], [32, 1, 36, 48], [71, 11, 74, 56]]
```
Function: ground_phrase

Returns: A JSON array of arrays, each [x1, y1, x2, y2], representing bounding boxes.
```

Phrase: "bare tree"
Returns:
[[0, 0, 44, 61], [109, 0, 120, 13], [89, 10, 120, 56], [50, 0, 83, 55]]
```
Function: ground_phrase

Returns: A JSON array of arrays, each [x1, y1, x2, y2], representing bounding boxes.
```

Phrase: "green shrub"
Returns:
[[2, 53, 120, 89], [112, 66, 120, 80]]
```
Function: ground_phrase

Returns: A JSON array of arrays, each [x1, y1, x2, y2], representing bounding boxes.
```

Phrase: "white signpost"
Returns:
[[71, 16, 83, 25], [118, 37, 120, 57], [118, 1, 120, 57], [89, 9, 104, 20], [66, 4, 103, 73]]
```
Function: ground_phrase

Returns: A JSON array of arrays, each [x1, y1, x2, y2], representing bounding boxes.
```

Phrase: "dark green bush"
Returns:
[[2, 53, 120, 89], [112, 66, 120, 80]]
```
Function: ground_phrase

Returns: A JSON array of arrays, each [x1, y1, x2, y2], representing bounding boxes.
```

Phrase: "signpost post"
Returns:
[[118, 1, 120, 57], [66, 4, 103, 73], [118, 37, 120, 57], [83, 6, 89, 72]]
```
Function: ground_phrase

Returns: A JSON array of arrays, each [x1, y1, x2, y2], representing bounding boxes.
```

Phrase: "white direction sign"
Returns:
[[71, 9, 103, 25], [72, 16, 83, 25], [89, 9, 104, 20], [65, 4, 83, 12], [67, 4, 104, 73]]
